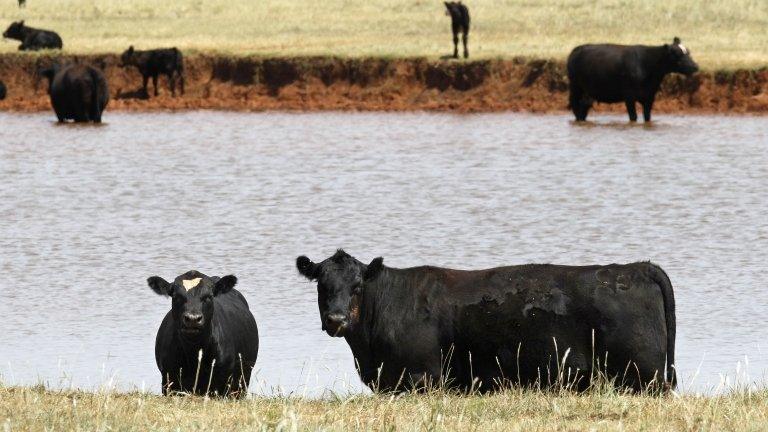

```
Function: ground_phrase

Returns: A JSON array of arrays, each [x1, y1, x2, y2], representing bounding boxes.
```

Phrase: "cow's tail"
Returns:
[[647, 262, 676, 388]]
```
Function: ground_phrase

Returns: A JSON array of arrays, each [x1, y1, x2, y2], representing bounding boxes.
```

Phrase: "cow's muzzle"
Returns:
[[324, 313, 348, 337]]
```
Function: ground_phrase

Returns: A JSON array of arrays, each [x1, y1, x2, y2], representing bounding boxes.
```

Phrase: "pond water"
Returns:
[[0, 112, 766, 396]]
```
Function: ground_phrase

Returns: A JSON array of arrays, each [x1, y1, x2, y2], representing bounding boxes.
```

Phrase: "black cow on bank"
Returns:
[[121, 46, 185, 97], [0, 80, 6, 100], [297, 250, 676, 393], [444, 1, 470, 59], [567, 37, 698, 122], [39, 64, 109, 123], [3, 21, 62, 51], [147, 271, 259, 397]]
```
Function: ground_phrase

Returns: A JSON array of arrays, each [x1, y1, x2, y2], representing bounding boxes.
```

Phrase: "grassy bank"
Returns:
[[1, 0, 767, 69], [1, 385, 767, 431]]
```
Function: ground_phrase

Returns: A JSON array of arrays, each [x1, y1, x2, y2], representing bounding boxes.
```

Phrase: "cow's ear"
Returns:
[[148, 276, 173, 296], [673, 37, 681, 45], [213, 275, 237, 296], [296, 256, 318, 280], [364, 257, 384, 281], [128, 45, 134, 54], [19, 20, 24, 25]]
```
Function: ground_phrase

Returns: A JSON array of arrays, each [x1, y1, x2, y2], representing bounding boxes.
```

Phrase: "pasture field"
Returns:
[[0, 0, 767, 69], [1, 385, 767, 431]]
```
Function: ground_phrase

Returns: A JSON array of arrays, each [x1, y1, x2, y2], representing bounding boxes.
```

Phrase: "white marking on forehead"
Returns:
[[182, 278, 202, 291], [678, 44, 688, 55]]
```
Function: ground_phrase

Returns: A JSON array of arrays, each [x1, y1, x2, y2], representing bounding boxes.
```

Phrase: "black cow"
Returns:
[[120, 46, 185, 97], [567, 37, 698, 122], [39, 64, 109, 123], [147, 270, 259, 397], [0, 80, 6, 100], [444, 2, 470, 59], [3, 21, 62, 51], [296, 250, 676, 393]]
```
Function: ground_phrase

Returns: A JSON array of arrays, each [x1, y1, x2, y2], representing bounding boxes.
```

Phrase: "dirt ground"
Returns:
[[1, 54, 767, 114]]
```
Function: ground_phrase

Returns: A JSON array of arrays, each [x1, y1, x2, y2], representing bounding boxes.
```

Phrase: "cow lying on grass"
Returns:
[[567, 37, 699, 122], [120, 46, 185, 97], [147, 271, 259, 397], [3, 21, 62, 51], [39, 63, 109, 123], [297, 250, 676, 393], [444, 2, 470, 59]]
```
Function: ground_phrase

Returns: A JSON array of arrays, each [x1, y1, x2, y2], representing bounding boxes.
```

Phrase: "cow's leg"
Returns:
[[178, 72, 185, 95], [168, 73, 176, 97], [452, 28, 459, 59], [141, 75, 149, 96], [152, 75, 159, 96], [625, 98, 638, 122], [569, 84, 589, 121], [642, 96, 655, 122], [462, 30, 469, 59]]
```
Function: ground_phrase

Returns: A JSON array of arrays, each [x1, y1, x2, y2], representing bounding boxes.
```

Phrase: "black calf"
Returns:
[[444, 2, 470, 59], [3, 21, 62, 51], [120, 46, 185, 97]]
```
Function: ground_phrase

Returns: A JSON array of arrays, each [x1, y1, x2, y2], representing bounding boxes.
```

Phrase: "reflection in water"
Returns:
[[0, 112, 766, 395]]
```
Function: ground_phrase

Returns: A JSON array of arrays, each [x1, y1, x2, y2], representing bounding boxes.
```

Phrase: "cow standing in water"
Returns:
[[120, 46, 185, 97], [297, 250, 676, 393], [567, 37, 698, 122], [444, 1, 470, 59], [39, 63, 109, 123], [147, 271, 259, 397]]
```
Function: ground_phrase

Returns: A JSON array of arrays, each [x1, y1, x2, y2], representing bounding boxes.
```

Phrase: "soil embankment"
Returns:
[[1, 54, 767, 113]]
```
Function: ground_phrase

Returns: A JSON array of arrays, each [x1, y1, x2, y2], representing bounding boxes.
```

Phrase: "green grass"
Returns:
[[1, 0, 767, 69], [1, 384, 767, 431]]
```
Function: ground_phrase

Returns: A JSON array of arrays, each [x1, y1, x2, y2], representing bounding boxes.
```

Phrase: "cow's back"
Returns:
[[444, 262, 665, 330], [444, 262, 671, 389], [568, 44, 640, 102]]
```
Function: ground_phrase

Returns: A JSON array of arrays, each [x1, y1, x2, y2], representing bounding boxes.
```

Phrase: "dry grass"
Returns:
[[0, 0, 766, 69], [1, 384, 767, 431]]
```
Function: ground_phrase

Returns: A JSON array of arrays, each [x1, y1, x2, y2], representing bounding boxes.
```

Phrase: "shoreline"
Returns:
[[1, 54, 767, 114]]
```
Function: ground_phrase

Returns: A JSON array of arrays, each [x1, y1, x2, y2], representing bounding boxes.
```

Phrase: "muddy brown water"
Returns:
[[0, 112, 766, 395]]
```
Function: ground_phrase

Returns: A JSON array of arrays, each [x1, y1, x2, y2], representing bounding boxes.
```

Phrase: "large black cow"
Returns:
[[39, 63, 109, 123], [147, 270, 259, 397], [120, 46, 185, 97], [3, 21, 62, 51], [296, 250, 676, 393], [567, 37, 698, 122], [444, 2, 470, 59]]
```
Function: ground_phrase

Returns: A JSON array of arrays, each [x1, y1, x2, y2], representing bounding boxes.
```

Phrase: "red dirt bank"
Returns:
[[1, 54, 767, 114]]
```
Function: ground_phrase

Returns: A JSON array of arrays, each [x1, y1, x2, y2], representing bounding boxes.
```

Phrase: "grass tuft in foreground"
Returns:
[[1, 384, 766, 431]]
